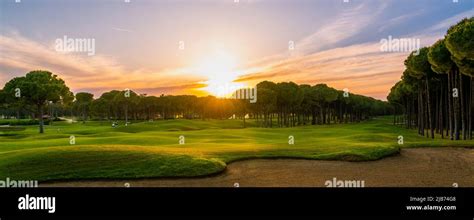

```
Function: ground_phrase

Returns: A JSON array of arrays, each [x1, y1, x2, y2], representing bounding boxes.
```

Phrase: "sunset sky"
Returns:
[[1, 0, 473, 100]]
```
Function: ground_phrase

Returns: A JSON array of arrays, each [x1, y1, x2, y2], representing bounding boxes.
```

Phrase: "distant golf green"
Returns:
[[0, 117, 472, 182]]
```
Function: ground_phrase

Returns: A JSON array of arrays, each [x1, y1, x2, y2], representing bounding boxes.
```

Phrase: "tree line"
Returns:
[[0, 71, 390, 133], [387, 17, 473, 140]]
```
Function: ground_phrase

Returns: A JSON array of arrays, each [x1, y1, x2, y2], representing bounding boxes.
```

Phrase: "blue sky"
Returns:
[[1, 0, 473, 99]]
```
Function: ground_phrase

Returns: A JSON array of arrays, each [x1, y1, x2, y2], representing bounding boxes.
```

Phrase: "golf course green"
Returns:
[[0, 116, 472, 182]]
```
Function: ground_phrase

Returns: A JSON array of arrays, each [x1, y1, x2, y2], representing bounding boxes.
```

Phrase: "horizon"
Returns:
[[1, 0, 473, 100]]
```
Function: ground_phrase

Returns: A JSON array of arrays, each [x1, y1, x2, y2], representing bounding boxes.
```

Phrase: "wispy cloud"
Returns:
[[234, 1, 400, 100], [1, 1, 472, 101], [425, 8, 474, 33], [0, 32, 205, 96], [236, 41, 407, 100], [377, 10, 426, 33], [112, 27, 133, 33], [296, 1, 389, 54], [234, 4, 473, 100]]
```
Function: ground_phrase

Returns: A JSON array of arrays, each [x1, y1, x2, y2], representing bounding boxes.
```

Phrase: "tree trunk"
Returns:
[[460, 73, 466, 140], [38, 104, 44, 134], [418, 85, 424, 135], [447, 73, 453, 139], [125, 104, 128, 125], [470, 76, 473, 139], [82, 105, 86, 124], [454, 69, 460, 140], [440, 83, 444, 139], [425, 79, 434, 139], [320, 106, 324, 125]]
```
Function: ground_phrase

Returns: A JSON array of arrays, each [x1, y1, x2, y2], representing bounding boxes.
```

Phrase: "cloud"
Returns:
[[0, 32, 206, 96], [377, 10, 426, 33], [425, 9, 474, 33], [112, 27, 133, 33], [234, 2, 473, 101], [79, 82, 208, 98], [234, 1, 407, 100], [236, 41, 409, 100], [2, 3, 470, 101], [296, 1, 389, 54], [240, 1, 390, 71]]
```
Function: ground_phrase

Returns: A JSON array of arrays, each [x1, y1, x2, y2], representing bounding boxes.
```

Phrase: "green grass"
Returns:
[[0, 116, 472, 181]]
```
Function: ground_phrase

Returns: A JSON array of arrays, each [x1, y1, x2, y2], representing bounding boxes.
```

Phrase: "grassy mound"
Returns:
[[0, 116, 472, 181], [0, 145, 226, 181]]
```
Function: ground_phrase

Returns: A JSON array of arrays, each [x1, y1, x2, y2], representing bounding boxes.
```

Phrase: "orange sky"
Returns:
[[1, 0, 473, 100]]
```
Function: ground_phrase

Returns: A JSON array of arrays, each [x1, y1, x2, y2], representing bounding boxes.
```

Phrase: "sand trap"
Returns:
[[42, 147, 474, 187]]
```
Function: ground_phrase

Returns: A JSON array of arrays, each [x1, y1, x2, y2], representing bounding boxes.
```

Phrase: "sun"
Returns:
[[195, 50, 245, 97]]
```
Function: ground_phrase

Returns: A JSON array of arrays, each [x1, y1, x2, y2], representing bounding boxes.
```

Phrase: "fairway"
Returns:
[[0, 117, 472, 182]]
